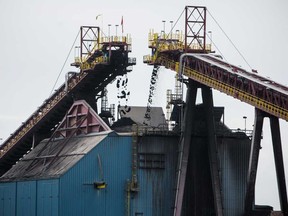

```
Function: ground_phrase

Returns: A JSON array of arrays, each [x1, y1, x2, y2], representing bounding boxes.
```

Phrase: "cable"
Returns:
[[167, 8, 185, 38], [207, 9, 253, 70], [49, 29, 80, 96], [205, 31, 232, 67]]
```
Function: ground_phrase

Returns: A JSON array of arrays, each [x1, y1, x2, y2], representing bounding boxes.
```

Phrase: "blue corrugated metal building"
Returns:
[[0, 132, 181, 216], [0, 103, 252, 216], [132, 135, 179, 216], [0, 132, 134, 216]]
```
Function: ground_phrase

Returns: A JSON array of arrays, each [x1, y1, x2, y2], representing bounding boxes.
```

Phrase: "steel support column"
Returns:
[[245, 109, 288, 215], [202, 85, 223, 216], [270, 116, 288, 215], [174, 79, 198, 216], [245, 108, 264, 215]]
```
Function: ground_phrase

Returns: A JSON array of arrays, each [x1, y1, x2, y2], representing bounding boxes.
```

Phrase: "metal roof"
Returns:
[[0, 132, 110, 182]]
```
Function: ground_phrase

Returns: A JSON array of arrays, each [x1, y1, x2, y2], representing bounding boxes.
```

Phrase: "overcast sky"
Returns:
[[1, 0, 288, 210]]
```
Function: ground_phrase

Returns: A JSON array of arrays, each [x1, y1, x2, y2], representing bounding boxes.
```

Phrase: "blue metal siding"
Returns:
[[132, 136, 179, 216], [59, 134, 132, 216], [0, 182, 16, 216], [218, 137, 251, 216], [16, 181, 36, 216], [0, 134, 180, 216], [100, 135, 132, 216], [36, 179, 59, 216]]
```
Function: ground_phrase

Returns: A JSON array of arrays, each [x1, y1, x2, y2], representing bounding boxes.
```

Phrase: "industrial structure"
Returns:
[[0, 5, 287, 216]]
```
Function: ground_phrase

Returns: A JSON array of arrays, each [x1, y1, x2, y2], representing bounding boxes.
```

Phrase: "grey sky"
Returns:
[[0, 0, 288, 210]]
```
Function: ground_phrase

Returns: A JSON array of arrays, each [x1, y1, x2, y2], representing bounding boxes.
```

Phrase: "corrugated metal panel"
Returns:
[[133, 135, 179, 216], [0, 133, 108, 181], [37, 179, 59, 216], [218, 136, 251, 216], [17, 181, 36, 216], [0, 182, 16, 216], [59, 133, 132, 216]]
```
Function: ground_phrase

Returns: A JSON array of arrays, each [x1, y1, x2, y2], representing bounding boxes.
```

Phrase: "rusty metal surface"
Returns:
[[185, 6, 208, 52], [134, 135, 179, 216], [0, 133, 108, 182]]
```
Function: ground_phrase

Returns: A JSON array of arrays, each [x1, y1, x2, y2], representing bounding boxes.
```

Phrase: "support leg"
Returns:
[[202, 86, 223, 216], [245, 108, 264, 215], [270, 116, 288, 215], [174, 79, 198, 216]]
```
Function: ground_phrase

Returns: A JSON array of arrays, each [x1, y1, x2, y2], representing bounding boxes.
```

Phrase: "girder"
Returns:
[[153, 53, 288, 121]]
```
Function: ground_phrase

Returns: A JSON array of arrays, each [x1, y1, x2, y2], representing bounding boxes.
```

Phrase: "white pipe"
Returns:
[[178, 53, 198, 78], [65, 71, 77, 92], [178, 53, 198, 132]]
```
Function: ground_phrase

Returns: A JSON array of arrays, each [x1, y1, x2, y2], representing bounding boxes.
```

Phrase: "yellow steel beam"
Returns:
[[157, 56, 288, 122]]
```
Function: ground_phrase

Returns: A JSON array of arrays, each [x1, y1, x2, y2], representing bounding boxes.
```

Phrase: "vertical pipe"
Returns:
[[97, 26, 100, 50], [125, 180, 131, 216], [166, 89, 172, 122], [65, 72, 77, 92], [32, 133, 35, 150], [131, 124, 138, 190], [80, 27, 83, 61]]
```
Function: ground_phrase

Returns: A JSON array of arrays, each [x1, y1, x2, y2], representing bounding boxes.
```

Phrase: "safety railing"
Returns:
[[74, 54, 110, 70], [189, 43, 212, 52], [148, 29, 184, 42], [80, 56, 109, 70], [73, 35, 132, 70], [143, 55, 155, 64], [100, 35, 132, 45], [148, 30, 211, 53]]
